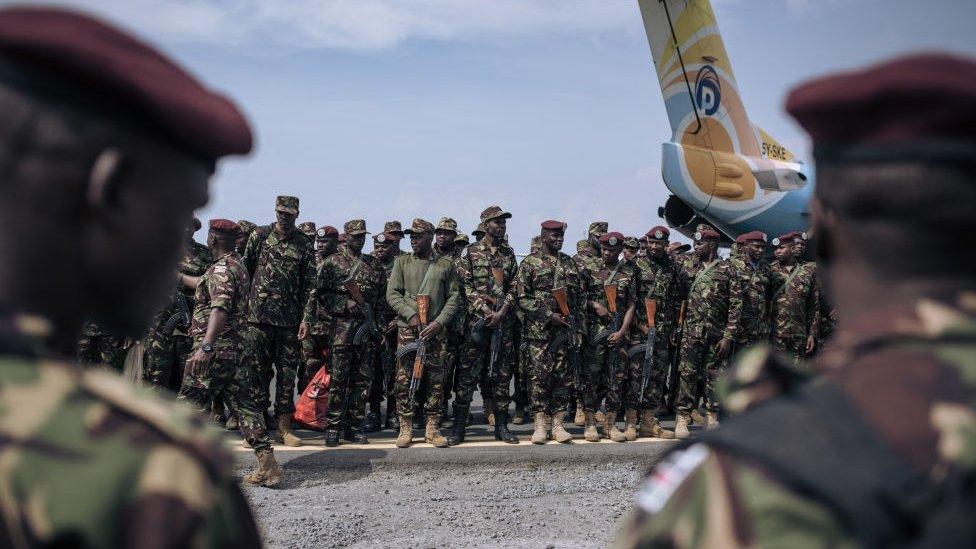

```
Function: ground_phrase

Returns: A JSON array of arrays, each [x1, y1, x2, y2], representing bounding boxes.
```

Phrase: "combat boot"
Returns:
[[243, 449, 284, 487], [324, 429, 340, 447], [639, 410, 675, 439], [623, 410, 638, 441], [574, 404, 585, 427], [550, 411, 573, 443], [493, 409, 520, 444], [605, 412, 626, 442], [706, 411, 720, 429], [277, 414, 302, 447], [447, 406, 469, 446], [583, 412, 600, 442], [225, 414, 239, 431], [342, 427, 368, 444], [530, 412, 548, 445], [675, 413, 691, 439], [425, 416, 449, 448], [690, 409, 706, 425], [363, 401, 381, 433], [396, 417, 413, 448], [595, 409, 606, 424], [512, 403, 526, 425]]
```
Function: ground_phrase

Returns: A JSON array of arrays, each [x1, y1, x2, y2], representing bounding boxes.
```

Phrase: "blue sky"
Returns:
[[26, 0, 976, 251]]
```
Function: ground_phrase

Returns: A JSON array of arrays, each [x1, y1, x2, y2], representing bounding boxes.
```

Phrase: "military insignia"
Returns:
[[316, 228, 326, 237], [772, 237, 781, 246], [213, 265, 227, 274], [376, 234, 387, 243], [636, 444, 709, 514], [694, 231, 702, 241], [762, 233, 768, 242], [800, 232, 808, 240], [608, 237, 618, 246], [654, 230, 664, 239]]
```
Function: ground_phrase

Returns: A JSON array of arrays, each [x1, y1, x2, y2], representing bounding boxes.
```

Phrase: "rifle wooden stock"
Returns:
[[604, 284, 619, 315], [410, 294, 431, 392], [645, 298, 657, 329], [491, 267, 505, 287], [678, 300, 687, 325], [552, 286, 571, 317], [417, 294, 430, 325]]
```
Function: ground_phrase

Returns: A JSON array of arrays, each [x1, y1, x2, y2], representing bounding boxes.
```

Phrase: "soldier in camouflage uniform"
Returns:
[[77, 320, 129, 371], [623, 236, 641, 262], [362, 231, 399, 432], [242, 195, 315, 447], [769, 231, 820, 363], [516, 220, 587, 444], [511, 236, 542, 425], [0, 8, 264, 544], [448, 206, 521, 445], [433, 219, 465, 426], [386, 218, 461, 448], [301, 219, 378, 446], [144, 217, 213, 390], [236, 219, 257, 255], [571, 222, 606, 425], [582, 231, 637, 442], [624, 226, 680, 440], [384, 220, 406, 255], [297, 220, 316, 240], [619, 53, 976, 548], [298, 225, 339, 393]]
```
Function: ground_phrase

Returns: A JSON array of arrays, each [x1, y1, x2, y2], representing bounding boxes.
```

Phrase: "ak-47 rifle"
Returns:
[[162, 290, 192, 335], [593, 284, 622, 383], [547, 286, 582, 390], [625, 298, 657, 406], [394, 294, 431, 406], [471, 268, 506, 379], [665, 300, 687, 408], [345, 277, 378, 345]]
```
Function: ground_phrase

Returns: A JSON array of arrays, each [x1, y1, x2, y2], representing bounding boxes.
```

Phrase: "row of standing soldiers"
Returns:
[[77, 197, 833, 448]]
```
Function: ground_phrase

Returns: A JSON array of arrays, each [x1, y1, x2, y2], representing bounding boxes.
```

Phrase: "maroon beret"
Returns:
[[316, 225, 339, 238], [786, 53, 976, 162], [695, 229, 720, 241], [541, 220, 566, 230], [209, 218, 240, 234], [0, 7, 252, 161], [736, 230, 767, 244], [645, 226, 670, 240], [599, 231, 625, 247]]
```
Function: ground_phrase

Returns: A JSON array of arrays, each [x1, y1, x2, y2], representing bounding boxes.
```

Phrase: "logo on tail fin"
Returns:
[[694, 65, 721, 116]]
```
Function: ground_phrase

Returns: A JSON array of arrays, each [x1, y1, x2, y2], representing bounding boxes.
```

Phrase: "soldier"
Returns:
[[242, 195, 315, 447], [623, 236, 641, 262], [362, 231, 399, 432], [472, 223, 486, 243], [511, 236, 543, 425], [0, 7, 262, 544], [769, 231, 820, 363], [672, 228, 734, 439], [237, 219, 257, 255], [297, 220, 316, 240], [726, 231, 773, 353], [516, 220, 587, 444], [386, 218, 461, 448], [434, 218, 465, 425], [667, 242, 691, 259], [571, 222, 606, 425], [384, 220, 406, 255], [625, 226, 680, 440], [300, 219, 378, 446], [297, 225, 340, 392], [77, 320, 129, 371], [448, 206, 521, 445], [144, 217, 213, 390], [619, 52, 976, 548]]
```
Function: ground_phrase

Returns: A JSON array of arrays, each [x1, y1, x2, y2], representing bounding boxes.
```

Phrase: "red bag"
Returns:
[[293, 366, 331, 431]]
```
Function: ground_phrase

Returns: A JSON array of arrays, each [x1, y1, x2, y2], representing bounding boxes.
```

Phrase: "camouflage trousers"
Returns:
[[772, 333, 809, 366], [394, 326, 446, 419], [77, 333, 128, 372], [625, 330, 672, 411], [675, 333, 726, 414], [299, 330, 330, 394], [524, 339, 573, 414], [453, 320, 515, 412], [244, 323, 301, 416], [439, 328, 465, 409], [323, 343, 373, 431], [511, 328, 529, 407], [144, 330, 192, 390], [177, 350, 238, 416], [582, 340, 628, 414]]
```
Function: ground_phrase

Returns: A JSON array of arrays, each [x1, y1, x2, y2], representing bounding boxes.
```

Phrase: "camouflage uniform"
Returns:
[[299, 246, 337, 391], [769, 259, 820, 363], [242, 218, 315, 417], [305, 229, 379, 433], [144, 240, 213, 390], [725, 255, 772, 351], [0, 313, 260, 547], [516, 250, 586, 414], [365, 245, 398, 419], [618, 295, 976, 547], [297, 221, 316, 240], [440, 243, 467, 416], [77, 320, 128, 371], [582, 258, 637, 414]]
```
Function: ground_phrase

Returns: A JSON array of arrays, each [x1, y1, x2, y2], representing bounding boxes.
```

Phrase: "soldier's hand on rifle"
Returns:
[[608, 329, 626, 346], [408, 314, 420, 328], [805, 334, 816, 355], [485, 310, 504, 328], [386, 319, 397, 334], [298, 322, 308, 340], [549, 312, 570, 328], [717, 337, 733, 358], [592, 302, 610, 318], [420, 321, 442, 340]]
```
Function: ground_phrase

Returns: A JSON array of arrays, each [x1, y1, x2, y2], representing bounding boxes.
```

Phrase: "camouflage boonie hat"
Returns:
[[237, 220, 256, 235], [384, 221, 404, 237], [297, 221, 316, 238], [455, 233, 470, 246], [275, 195, 299, 215], [344, 219, 368, 236], [403, 218, 434, 234], [623, 236, 640, 249], [436, 217, 458, 233], [480, 205, 512, 223], [588, 221, 608, 236], [576, 239, 589, 253]]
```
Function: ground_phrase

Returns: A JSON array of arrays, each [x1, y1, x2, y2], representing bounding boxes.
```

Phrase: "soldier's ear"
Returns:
[[86, 147, 127, 230]]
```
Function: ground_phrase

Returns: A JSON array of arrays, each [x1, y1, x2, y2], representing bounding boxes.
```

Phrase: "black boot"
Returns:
[[342, 427, 368, 444], [494, 409, 519, 444], [362, 401, 381, 433], [324, 429, 340, 447], [412, 408, 424, 429], [384, 407, 398, 430], [446, 406, 469, 446]]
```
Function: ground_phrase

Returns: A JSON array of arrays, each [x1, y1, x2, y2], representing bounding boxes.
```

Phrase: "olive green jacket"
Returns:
[[386, 252, 461, 328]]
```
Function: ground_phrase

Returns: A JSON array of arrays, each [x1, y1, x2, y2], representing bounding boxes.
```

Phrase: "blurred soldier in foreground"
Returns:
[[0, 6, 261, 546], [619, 53, 976, 548]]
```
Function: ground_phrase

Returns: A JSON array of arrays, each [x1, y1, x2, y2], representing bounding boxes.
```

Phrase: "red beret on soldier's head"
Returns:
[[737, 230, 767, 244], [209, 218, 240, 234], [599, 231, 625, 247], [316, 225, 339, 238], [786, 53, 976, 162], [541, 220, 566, 231], [0, 7, 252, 161], [695, 229, 720, 241], [645, 226, 670, 240]]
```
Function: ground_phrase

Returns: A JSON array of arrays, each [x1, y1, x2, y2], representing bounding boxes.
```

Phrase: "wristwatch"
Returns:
[[201, 343, 214, 354]]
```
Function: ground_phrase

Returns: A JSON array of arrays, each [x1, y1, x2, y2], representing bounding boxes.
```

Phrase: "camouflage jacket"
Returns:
[[769, 259, 821, 339], [0, 313, 260, 549], [572, 246, 601, 279], [681, 256, 735, 340], [455, 239, 518, 324], [617, 293, 976, 548], [189, 252, 250, 358], [304, 245, 379, 346], [584, 259, 637, 339], [515, 250, 586, 341], [243, 225, 315, 327], [726, 257, 773, 343], [304, 249, 337, 335], [631, 254, 683, 336], [370, 253, 398, 330], [150, 240, 213, 337]]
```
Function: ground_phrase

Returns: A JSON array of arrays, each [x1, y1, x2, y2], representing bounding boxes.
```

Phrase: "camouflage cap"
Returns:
[[237, 220, 256, 234], [343, 219, 368, 236], [472, 223, 487, 238], [297, 221, 316, 238], [403, 218, 434, 234], [588, 221, 609, 236], [623, 236, 640, 249], [480, 205, 512, 223], [436, 217, 458, 233], [576, 239, 589, 253], [275, 195, 299, 215], [384, 221, 404, 237], [455, 233, 470, 246]]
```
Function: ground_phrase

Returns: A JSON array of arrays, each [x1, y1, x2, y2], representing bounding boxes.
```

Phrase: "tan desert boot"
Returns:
[[277, 414, 302, 447], [675, 413, 691, 439], [243, 449, 284, 487], [425, 417, 449, 448], [550, 411, 573, 443], [606, 412, 626, 442], [574, 404, 585, 426], [584, 411, 600, 442], [396, 417, 413, 448], [531, 412, 548, 445], [623, 410, 638, 441], [639, 410, 675, 439], [706, 411, 721, 429]]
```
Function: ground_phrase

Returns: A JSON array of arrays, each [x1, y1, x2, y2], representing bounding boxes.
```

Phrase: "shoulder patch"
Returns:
[[636, 444, 709, 514], [213, 265, 227, 274]]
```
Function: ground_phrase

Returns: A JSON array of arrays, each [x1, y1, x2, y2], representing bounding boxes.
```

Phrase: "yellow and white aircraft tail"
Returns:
[[638, 0, 811, 239]]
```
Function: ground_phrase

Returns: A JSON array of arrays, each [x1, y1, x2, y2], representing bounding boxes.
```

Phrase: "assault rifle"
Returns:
[[394, 294, 430, 406], [471, 268, 506, 381], [625, 298, 657, 406], [546, 286, 582, 389], [162, 290, 191, 335], [345, 277, 378, 345], [593, 284, 622, 384]]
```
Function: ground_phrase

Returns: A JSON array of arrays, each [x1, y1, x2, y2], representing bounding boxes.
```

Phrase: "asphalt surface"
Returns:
[[232, 404, 687, 548]]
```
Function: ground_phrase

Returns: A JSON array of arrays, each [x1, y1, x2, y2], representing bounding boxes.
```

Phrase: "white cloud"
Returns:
[[36, 0, 635, 51]]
